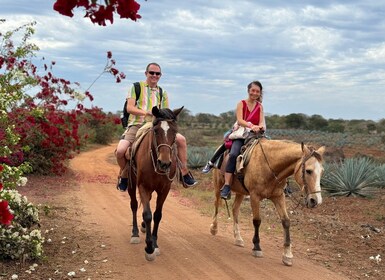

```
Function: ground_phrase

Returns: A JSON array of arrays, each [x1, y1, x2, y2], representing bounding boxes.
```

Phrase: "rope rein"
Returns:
[[259, 141, 285, 185]]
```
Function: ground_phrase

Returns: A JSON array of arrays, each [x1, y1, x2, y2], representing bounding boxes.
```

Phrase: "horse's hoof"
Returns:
[[145, 252, 156, 261], [282, 255, 293, 266], [140, 226, 146, 233], [234, 239, 244, 247], [252, 250, 263, 258], [130, 236, 140, 244], [154, 248, 160, 256], [210, 224, 218, 236]]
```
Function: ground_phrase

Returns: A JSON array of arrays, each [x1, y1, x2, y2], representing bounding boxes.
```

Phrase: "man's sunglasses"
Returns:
[[148, 71, 162, 76]]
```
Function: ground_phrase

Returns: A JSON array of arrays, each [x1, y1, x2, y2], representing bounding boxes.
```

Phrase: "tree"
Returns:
[[377, 119, 385, 133], [367, 122, 377, 134], [53, 0, 142, 26], [265, 114, 286, 129], [307, 114, 328, 131], [219, 110, 236, 124], [196, 113, 217, 124], [285, 113, 307, 129], [326, 119, 345, 133]]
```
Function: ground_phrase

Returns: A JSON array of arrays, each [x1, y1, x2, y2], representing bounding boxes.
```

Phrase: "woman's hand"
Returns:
[[250, 125, 263, 132]]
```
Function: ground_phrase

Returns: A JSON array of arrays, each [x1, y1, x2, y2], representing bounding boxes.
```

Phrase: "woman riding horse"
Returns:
[[211, 138, 325, 266]]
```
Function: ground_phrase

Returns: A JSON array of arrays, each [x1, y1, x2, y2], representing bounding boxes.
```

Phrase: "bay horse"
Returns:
[[127, 106, 183, 261], [210, 138, 325, 266]]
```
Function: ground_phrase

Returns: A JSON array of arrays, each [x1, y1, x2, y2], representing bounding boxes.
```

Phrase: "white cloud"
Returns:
[[1, 0, 385, 120]]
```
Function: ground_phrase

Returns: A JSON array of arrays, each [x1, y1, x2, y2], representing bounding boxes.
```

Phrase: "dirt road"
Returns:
[[69, 143, 348, 280]]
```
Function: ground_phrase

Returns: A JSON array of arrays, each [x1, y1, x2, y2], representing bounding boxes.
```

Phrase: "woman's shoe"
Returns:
[[220, 184, 231, 200], [201, 162, 214, 174]]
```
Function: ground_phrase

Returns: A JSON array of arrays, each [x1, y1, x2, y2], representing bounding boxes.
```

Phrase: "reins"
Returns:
[[259, 141, 285, 185]]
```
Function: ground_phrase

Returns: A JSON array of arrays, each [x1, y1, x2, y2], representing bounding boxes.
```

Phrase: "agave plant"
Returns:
[[375, 163, 385, 188], [321, 157, 381, 197], [187, 146, 213, 169]]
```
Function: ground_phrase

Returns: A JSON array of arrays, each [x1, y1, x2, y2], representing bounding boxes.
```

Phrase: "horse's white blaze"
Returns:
[[314, 160, 323, 204], [160, 121, 170, 137]]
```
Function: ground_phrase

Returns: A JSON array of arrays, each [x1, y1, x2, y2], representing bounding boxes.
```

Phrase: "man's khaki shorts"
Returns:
[[120, 125, 141, 143]]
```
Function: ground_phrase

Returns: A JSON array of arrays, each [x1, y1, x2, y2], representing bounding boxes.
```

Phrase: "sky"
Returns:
[[1, 0, 385, 121]]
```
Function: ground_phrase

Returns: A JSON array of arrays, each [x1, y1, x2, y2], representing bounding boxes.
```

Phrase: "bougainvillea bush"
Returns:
[[0, 20, 123, 260], [1, 21, 123, 175]]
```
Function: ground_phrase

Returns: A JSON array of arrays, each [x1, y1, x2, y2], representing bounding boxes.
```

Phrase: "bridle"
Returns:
[[294, 148, 322, 197], [149, 121, 178, 181]]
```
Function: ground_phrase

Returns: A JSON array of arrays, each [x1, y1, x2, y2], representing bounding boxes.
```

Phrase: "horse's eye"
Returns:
[[305, 169, 312, 175]]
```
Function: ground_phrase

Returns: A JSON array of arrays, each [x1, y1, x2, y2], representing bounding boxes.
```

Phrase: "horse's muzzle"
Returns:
[[157, 160, 171, 172], [305, 195, 322, 208]]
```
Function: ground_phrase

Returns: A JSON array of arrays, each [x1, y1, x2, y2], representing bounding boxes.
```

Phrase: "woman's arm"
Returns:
[[258, 104, 265, 131], [236, 101, 250, 128]]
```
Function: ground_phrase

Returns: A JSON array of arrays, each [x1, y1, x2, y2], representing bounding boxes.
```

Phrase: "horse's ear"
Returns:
[[173, 106, 184, 118], [301, 142, 314, 157], [152, 106, 161, 117], [301, 142, 309, 153], [316, 146, 326, 157]]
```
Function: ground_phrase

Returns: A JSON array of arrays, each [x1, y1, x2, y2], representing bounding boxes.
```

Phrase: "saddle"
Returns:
[[129, 122, 153, 160], [120, 123, 153, 180], [217, 132, 266, 185]]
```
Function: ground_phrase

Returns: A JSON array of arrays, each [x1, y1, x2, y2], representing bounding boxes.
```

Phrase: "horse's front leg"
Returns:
[[233, 193, 245, 247], [271, 194, 293, 266], [128, 183, 140, 244], [210, 169, 223, 236], [151, 188, 170, 256], [210, 186, 221, 236], [140, 190, 155, 261], [250, 195, 263, 257]]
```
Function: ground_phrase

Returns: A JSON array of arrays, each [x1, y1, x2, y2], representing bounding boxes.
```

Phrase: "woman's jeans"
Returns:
[[225, 139, 244, 173]]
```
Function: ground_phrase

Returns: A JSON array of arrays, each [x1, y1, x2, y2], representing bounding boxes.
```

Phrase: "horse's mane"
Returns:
[[153, 108, 177, 126]]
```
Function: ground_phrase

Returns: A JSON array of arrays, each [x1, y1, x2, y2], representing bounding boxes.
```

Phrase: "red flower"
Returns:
[[110, 68, 119, 76], [0, 200, 14, 226], [89, 5, 115, 26], [117, 0, 141, 20], [77, 0, 90, 8], [53, 0, 78, 17]]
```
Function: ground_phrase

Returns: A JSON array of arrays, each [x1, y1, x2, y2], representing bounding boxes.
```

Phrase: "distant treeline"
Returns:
[[176, 109, 385, 135]]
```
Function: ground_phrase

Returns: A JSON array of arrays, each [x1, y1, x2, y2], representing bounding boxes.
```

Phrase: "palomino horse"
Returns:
[[127, 106, 183, 261], [210, 138, 325, 266]]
